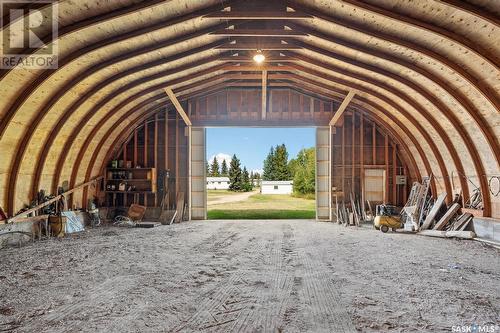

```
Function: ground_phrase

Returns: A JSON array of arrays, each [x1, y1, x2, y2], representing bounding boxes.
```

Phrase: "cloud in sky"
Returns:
[[209, 153, 232, 166], [251, 169, 263, 175]]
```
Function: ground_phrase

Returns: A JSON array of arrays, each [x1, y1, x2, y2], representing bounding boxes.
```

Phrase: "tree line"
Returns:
[[207, 155, 260, 192], [262, 144, 315, 196]]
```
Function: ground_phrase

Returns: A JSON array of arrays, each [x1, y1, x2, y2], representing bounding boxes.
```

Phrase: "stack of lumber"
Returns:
[[447, 213, 473, 231], [420, 193, 447, 230], [417, 200, 475, 239]]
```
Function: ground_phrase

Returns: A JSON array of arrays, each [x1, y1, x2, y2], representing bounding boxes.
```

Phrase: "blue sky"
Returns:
[[206, 127, 315, 173]]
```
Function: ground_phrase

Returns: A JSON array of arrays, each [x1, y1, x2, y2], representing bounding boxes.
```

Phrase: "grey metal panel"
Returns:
[[316, 127, 331, 221], [190, 127, 206, 220]]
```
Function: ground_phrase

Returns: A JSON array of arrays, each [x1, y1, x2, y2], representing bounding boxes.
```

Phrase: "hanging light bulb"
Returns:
[[253, 50, 265, 64]]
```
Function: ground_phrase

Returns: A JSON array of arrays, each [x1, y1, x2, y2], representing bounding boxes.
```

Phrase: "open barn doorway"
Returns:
[[202, 127, 317, 220]]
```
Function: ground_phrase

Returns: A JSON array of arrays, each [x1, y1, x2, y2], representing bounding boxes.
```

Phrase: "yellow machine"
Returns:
[[373, 205, 402, 233]]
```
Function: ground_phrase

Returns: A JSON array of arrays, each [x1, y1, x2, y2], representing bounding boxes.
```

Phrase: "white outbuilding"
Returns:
[[206, 177, 230, 190], [260, 181, 293, 195]]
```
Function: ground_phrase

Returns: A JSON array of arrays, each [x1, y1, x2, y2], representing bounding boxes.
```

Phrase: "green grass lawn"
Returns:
[[208, 209, 315, 219], [208, 193, 315, 219]]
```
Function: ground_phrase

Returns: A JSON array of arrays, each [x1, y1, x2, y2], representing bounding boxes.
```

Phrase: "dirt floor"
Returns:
[[207, 190, 259, 206], [0, 220, 498, 332]]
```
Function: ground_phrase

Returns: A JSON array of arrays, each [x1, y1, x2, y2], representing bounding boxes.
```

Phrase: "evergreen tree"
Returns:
[[250, 171, 254, 186], [262, 147, 275, 180], [206, 161, 210, 175], [228, 154, 243, 191], [210, 156, 220, 177], [274, 144, 291, 181], [242, 167, 252, 192], [221, 159, 228, 176]]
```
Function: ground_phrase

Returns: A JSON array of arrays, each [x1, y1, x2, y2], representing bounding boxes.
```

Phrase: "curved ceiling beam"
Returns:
[[0, 5, 232, 138], [286, 46, 473, 197], [289, 22, 500, 116], [30, 41, 225, 198], [289, 63, 492, 215], [437, 0, 500, 25], [338, 0, 499, 69], [288, 47, 490, 197], [81, 76, 429, 208], [287, 33, 499, 164], [55, 63, 229, 193], [88, 81, 423, 207], [65, 62, 443, 210], [0, 0, 233, 80], [289, 4, 500, 112], [0, 0, 176, 65], [287, 62, 449, 197]]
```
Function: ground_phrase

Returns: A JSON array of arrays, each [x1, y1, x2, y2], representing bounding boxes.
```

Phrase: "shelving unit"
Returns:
[[104, 168, 156, 207]]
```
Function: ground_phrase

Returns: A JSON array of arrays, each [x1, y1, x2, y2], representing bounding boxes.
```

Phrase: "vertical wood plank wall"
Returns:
[[111, 110, 188, 208], [331, 111, 410, 207]]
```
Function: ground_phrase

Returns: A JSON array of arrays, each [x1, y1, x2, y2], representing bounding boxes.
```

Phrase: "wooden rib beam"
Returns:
[[210, 29, 308, 37], [223, 65, 294, 72], [329, 91, 355, 126], [216, 43, 302, 50], [92, 79, 421, 203], [203, 11, 312, 19], [1, 0, 496, 218], [219, 56, 297, 62], [262, 70, 268, 120], [165, 88, 192, 126]]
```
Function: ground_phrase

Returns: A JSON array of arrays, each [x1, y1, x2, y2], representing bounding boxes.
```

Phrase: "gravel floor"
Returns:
[[0, 220, 498, 332]]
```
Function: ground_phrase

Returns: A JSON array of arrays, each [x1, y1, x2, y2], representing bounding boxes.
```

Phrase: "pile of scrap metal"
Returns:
[[14, 188, 66, 217], [399, 175, 475, 239]]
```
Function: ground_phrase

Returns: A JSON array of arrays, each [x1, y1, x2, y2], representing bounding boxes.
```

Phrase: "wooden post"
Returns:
[[329, 90, 355, 126], [360, 112, 365, 210], [341, 120, 345, 199], [392, 144, 397, 205], [372, 123, 376, 164], [133, 130, 138, 167], [261, 70, 267, 120], [165, 88, 192, 126], [164, 109, 168, 171], [154, 114, 158, 207], [144, 120, 148, 168], [385, 134, 389, 204], [175, 113, 179, 196], [123, 139, 127, 165], [310, 97, 314, 119], [351, 113, 355, 191]]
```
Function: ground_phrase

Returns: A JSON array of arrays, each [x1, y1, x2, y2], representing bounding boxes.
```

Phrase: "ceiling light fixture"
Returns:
[[253, 50, 265, 64]]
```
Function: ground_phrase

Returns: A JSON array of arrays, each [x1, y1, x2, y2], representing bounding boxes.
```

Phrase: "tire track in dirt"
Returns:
[[18, 222, 242, 333], [295, 228, 356, 332], [230, 222, 299, 333], [230, 227, 283, 332], [167, 222, 268, 332]]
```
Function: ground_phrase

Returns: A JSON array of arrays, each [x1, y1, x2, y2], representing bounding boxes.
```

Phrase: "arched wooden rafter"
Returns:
[[0, 0, 498, 217]]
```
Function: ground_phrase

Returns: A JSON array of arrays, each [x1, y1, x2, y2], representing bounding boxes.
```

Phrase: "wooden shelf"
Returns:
[[105, 191, 154, 194], [104, 167, 157, 207], [106, 179, 151, 182]]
